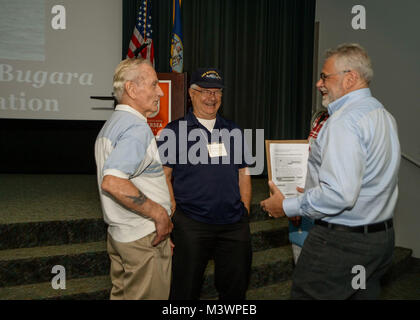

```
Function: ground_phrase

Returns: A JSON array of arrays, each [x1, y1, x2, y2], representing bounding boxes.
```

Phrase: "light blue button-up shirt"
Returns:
[[283, 88, 400, 226]]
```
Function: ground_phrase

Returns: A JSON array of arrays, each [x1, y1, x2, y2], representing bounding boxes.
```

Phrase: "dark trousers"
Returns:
[[291, 224, 395, 300], [170, 209, 252, 300]]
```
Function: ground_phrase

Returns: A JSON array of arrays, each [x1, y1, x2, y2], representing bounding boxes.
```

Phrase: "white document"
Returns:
[[269, 143, 309, 198]]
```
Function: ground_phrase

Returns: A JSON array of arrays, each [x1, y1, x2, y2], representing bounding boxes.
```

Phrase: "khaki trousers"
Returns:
[[107, 232, 171, 300]]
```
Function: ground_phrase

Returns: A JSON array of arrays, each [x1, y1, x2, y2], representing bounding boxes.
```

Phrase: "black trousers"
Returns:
[[170, 209, 252, 300], [291, 224, 395, 300]]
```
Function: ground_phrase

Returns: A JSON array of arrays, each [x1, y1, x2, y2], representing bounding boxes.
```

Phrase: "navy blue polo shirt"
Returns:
[[157, 109, 249, 224]]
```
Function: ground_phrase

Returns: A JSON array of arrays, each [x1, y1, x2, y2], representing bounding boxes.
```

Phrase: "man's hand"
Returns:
[[101, 175, 173, 246], [260, 181, 286, 218], [151, 203, 173, 247]]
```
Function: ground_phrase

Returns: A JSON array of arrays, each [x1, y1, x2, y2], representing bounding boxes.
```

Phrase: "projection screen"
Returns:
[[0, 0, 122, 120]]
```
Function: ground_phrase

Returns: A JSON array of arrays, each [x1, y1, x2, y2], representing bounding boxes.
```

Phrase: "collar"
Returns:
[[327, 88, 372, 116], [185, 108, 226, 130], [115, 104, 147, 122]]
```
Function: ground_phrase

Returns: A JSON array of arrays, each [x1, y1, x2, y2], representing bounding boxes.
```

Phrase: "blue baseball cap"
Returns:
[[190, 68, 224, 88]]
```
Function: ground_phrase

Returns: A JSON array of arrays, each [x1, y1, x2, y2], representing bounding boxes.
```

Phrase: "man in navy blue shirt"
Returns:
[[157, 68, 252, 300]]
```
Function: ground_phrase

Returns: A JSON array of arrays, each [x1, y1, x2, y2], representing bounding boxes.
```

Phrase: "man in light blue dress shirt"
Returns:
[[261, 43, 400, 299]]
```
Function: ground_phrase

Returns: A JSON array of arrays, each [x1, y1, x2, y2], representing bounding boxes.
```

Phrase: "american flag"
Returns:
[[127, 0, 154, 65]]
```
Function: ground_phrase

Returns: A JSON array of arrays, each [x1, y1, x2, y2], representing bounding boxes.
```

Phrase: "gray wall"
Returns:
[[315, 0, 420, 257]]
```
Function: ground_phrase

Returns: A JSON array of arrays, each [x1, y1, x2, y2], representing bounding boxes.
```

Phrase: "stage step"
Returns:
[[381, 246, 413, 285], [0, 246, 413, 300], [249, 218, 289, 252], [0, 209, 275, 251], [0, 241, 108, 288], [0, 178, 271, 251], [246, 281, 292, 300], [0, 275, 111, 300], [0, 245, 293, 300], [0, 219, 107, 250], [380, 257, 420, 300], [0, 218, 289, 288]]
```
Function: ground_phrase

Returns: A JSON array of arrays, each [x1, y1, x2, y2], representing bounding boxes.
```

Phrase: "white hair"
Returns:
[[112, 58, 152, 102], [326, 43, 373, 84]]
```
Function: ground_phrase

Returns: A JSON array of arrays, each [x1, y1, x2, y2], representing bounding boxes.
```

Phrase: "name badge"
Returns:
[[207, 143, 227, 157]]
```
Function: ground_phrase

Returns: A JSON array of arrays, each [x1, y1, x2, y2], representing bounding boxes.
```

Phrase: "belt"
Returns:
[[314, 218, 393, 234]]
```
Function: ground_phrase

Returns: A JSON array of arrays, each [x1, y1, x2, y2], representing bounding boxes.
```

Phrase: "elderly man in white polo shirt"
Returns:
[[95, 58, 173, 300]]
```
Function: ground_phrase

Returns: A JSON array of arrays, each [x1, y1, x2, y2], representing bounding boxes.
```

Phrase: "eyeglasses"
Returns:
[[192, 88, 223, 98], [319, 70, 350, 81]]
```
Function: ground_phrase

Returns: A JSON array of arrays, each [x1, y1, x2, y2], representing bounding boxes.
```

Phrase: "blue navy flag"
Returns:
[[127, 0, 154, 66], [170, 0, 183, 73]]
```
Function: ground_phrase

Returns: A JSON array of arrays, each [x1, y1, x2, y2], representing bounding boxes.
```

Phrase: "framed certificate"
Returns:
[[265, 140, 309, 198]]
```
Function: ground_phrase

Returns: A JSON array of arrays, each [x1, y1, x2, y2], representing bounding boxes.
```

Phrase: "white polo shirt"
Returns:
[[95, 104, 171, 242]]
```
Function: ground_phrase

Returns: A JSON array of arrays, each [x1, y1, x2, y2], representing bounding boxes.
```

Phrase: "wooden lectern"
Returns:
[[158, 72, 187, 121]]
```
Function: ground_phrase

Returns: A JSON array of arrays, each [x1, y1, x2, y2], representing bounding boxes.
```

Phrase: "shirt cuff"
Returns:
[[103, 169, 130, 179], [283, 197, 301, 218]]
